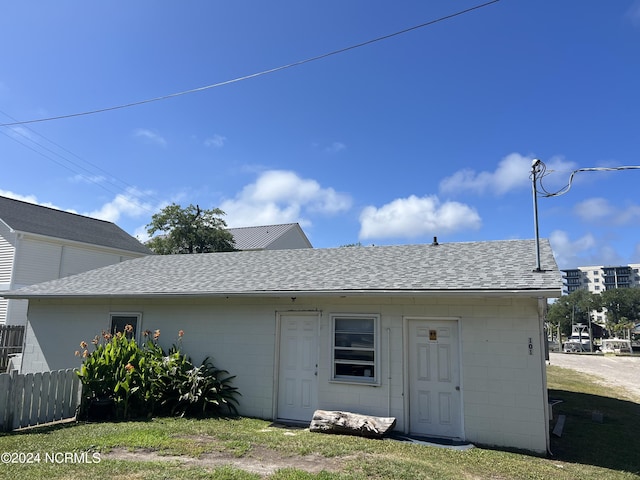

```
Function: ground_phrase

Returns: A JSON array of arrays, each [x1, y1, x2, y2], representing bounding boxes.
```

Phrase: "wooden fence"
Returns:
[[0, 369, 81, 432], [0, 325, 25, 373]]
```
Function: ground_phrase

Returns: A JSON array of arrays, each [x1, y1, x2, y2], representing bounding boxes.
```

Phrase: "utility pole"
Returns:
[[531, 159, 542, 272]]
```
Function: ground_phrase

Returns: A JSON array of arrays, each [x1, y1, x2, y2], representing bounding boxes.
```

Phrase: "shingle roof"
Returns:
[[0, 196, 151, 255], [2, 239, 562, 299], [227, 223, 312, 250]]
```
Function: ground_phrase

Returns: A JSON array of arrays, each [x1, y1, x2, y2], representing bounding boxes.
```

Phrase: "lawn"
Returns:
[[0, 365, 638, 479]]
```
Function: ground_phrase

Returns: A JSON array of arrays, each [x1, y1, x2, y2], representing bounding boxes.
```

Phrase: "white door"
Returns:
[[408, 319, 462, 438], [277, 313, 319, 421]]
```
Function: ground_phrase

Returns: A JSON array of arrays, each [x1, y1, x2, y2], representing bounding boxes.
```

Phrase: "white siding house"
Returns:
[[3, 239, 561, 453], [0, 196, 151, 326]]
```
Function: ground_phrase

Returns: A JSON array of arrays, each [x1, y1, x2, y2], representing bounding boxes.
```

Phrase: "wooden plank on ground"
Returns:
[[310, 410, 396, 438], [552, 414, 566, 437]]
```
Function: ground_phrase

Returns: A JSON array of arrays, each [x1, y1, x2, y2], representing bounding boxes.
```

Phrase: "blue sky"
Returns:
[[1, 1, 640, 269]]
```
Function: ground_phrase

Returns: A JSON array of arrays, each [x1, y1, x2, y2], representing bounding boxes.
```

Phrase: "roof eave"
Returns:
[[3, 287, 563, 300], [14, 230, 151, 256]]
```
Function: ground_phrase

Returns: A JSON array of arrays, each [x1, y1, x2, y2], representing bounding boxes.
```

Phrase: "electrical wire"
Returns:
[[533, 160, 640, 198], [0, 0, 500, 127], [0, 110, 162, 215]]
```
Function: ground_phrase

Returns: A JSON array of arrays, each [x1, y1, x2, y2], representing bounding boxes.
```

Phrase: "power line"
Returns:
[[0, 110, 162, 215], [534, 162, 640, 198], [0, 0, 500, 127]]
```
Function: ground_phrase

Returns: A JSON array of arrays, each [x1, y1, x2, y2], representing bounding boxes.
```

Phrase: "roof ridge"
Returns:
[[227, 223, 296, 230]]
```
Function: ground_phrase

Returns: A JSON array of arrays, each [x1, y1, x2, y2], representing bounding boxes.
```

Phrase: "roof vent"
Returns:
[[432, 236, 439, 246]]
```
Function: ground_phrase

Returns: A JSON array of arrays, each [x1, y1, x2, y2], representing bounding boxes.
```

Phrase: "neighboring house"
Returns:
[[0, 195, 151, 326], [2, 239, 562, 453], [227, 223, 312, 250], [146, 223, 312, 252]]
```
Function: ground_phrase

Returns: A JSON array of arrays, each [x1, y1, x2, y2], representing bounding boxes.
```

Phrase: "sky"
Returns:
[[1, 1, 640, 269]]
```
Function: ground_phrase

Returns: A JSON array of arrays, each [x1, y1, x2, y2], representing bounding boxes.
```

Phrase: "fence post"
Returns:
[[5, 370, 17, 432], [0, 373, 8, 431], [0, 369, 83, 431]]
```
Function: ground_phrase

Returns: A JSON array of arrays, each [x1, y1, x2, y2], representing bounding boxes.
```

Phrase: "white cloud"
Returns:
[[204, 134, 226, 148], [439, 153, 576, 196], [549, 230, 596, 268], [0, 189, 40, 205], [573, 197, 615, 222], [134, 128, 167, 147], [0, 189, 63, 210], [220, 170, 352, 227], [84, 188, 156, 223], [548, 230, 624, 268], [358, 194, 481, 240], [133, 224, 152, 243], [574, 197, 640, 225]]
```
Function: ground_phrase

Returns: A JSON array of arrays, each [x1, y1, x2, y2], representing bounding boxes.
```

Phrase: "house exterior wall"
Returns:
[[22, 294, 548, 453], [4, 235, 146, 326], [0, 225, 17, 325], [0, 226, 15, 285], [13, 239, 63, 286]]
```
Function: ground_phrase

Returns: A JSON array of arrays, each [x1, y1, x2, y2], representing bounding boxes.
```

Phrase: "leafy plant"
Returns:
[[76, 327, 240, 420], [152, 351, 240, 417]]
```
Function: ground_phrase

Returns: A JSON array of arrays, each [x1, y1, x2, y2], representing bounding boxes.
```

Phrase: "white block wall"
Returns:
[[22, 294, 548, 453]]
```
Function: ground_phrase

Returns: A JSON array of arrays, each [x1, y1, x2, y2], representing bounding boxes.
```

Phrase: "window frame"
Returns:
[[109, 312, 142, 341], [330, 313, 380, 385]]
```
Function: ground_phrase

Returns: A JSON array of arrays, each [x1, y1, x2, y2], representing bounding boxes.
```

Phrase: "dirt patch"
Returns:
[[104, 442, 347, 476]]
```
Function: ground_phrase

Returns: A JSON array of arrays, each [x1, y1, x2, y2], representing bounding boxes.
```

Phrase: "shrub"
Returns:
[[153, 353, 239, 417], [75, 328, 240, 420]]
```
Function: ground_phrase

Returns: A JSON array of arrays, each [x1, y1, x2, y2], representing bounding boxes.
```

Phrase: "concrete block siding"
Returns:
[[22, 294, 548, 452]]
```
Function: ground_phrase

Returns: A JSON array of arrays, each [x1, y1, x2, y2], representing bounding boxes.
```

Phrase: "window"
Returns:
[[110, 313, 141, 340], [594, 278, 599, 283], [595, 286, 600, 291], [331, 315, 378, 383]]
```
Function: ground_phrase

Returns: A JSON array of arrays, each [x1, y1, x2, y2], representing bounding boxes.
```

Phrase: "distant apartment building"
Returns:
[[563, 265, 640, 294], [562, 264, 640, 324]]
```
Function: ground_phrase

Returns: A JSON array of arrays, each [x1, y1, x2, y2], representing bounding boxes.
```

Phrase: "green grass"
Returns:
[[0, 367, 638, 479], [547, 366, 640, 475]]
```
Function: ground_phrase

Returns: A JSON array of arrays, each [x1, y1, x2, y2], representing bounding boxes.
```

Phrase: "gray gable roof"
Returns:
[[227, 223, 312, 250], [3, 239, 561, 299], [0, 196, 151, 255]]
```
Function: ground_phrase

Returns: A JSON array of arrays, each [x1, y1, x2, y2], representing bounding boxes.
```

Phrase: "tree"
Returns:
[[546, 289, 599, 337], [146, 203, 236, 254], [341, 242, 363, 247], [598, 287, 640, 338]]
